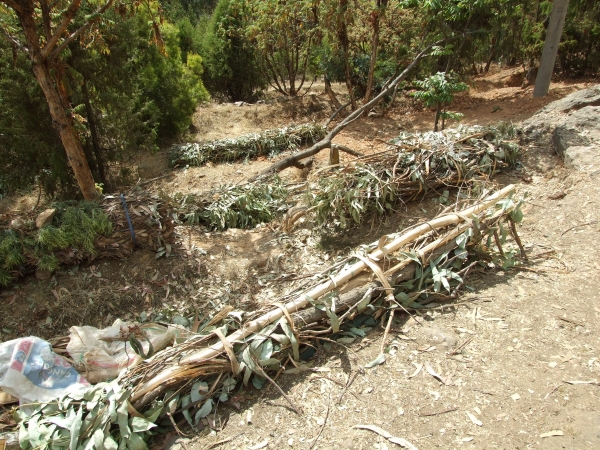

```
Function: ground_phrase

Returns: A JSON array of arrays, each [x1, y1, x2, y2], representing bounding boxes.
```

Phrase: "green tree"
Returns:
[[0, 37, 68, 195], [412, 72, 468, 131], [201, 0, 265, 101], [140, 22, 209, 138], [0, 4, 209, 196], [245, 0, 320, 96]]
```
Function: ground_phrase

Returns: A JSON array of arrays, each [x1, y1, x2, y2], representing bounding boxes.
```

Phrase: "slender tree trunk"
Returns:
[[325, 77, 343, 109], [484, 35, 497, 73], [533, 0, 570, 97], [434, 103, 441, 132], [81, 79, 107, 187], [30, 62, 97, 199], [16, 4, 97, 200], [338, 0, 356, 109], [363, 3, 382, 104]]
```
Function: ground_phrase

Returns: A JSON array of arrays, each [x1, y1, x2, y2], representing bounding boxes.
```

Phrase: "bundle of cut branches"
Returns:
[[170, 176, 291, 230], [17, 185, 524, 449], [309, 124, 520, 227], [0, 189, 173, 286], [169, 123, 326, 167]]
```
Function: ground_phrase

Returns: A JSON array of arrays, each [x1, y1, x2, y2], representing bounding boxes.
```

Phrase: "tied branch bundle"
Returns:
[[18, 185, 524, 449], [309, 124, 520, 228], [168, 123, 326, 168], [0, 189, 173, 286]]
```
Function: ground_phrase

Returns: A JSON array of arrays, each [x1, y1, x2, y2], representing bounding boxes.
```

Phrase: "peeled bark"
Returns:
[[29, 51, 97, 200]]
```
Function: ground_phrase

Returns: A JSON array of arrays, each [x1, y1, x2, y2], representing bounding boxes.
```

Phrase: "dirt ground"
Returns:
[[1, 66, 600, 449]]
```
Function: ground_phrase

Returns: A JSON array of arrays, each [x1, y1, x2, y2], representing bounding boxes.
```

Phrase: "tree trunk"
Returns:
[[363, 5, 381, 104], [484, 36, 497, 74], [324, 77, 343, 109], [434, 103, 441, 132], [82, 79, 108, 188], [534, 0, 570, 97], [29, 61, 97, 199], [16, 4, 97, 199], [338, 0, 356, 109]]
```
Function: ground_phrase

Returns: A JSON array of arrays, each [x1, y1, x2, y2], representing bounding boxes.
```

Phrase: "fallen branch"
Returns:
[[250, 39, 447, 181], [352, 425, 418, 450]]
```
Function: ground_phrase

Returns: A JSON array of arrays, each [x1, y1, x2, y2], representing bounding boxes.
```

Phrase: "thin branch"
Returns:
[[47, 0, 114, 61], [255, 362, 302, 415], [331, 144, 363, 157], [250, 37, 450, 180], [40, 0, 83, 60], [0, 24, 27, 53], [308, 395, 330, 450], [39, 0, 53, 41], [324, 102, 352, 128]]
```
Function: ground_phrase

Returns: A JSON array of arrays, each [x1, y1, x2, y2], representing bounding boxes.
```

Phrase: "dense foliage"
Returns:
[[0, 4, 209, 197], [0, 202, 112, 286]]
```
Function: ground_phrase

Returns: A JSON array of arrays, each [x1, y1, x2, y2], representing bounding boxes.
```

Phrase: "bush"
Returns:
[[200, 0, 266, 101]]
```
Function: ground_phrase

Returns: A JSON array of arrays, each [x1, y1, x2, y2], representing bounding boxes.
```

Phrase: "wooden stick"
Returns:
[[255, 363, 302, 416], [508, 217, 527, 259], [309, 395, 331, 450], [337, 370, 362, 405], [380, 308, 395, 354]]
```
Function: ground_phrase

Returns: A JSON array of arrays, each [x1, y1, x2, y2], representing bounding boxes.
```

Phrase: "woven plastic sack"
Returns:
[[67, 319, 176, 383], [0, 337, 89, 404]]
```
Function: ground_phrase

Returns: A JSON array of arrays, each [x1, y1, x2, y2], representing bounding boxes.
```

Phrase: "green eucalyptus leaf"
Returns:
[[116, 401, 130, 439], [194, 399, 213, 424], [127, 432, 149, 450], [69, 407, 83, 450]]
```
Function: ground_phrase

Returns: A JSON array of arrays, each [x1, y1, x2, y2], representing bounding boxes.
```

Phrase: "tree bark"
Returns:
[[30, 61, 98, 199], [338, 0, 356, 109], [363, 2, 383, 104], [533, 0, 570, 98], [8, 0, 98, 199], [324, 77, 343, 110], [82, 78, 108, 187]]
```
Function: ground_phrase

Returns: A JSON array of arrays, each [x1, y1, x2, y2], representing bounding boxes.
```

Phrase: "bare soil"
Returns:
[[2, 66, 600, 449]]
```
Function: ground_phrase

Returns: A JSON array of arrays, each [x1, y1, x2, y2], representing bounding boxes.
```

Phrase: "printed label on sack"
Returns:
[[10, 338, 88, 389]]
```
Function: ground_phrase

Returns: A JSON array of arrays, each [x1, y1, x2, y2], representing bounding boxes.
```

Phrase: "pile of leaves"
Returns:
[[168, 176, 291, 230], [17, 187, 524, 449], [309, 123, 520, 228], [168, 123, 326, 167], [0, 190, 173, 286]]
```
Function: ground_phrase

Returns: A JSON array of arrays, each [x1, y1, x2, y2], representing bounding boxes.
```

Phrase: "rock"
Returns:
[[35, 208, 56, 229], [522, 85, 600, 171], [563, 145, 600, 171]]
